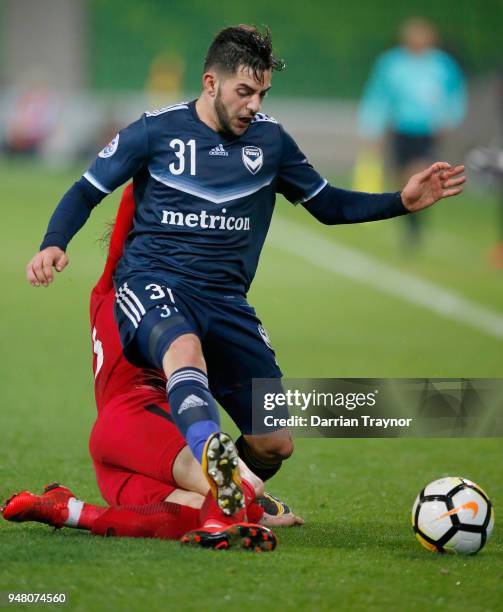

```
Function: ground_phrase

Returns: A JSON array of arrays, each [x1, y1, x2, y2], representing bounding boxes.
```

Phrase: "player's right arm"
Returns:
[[26, 115, 149, 286]]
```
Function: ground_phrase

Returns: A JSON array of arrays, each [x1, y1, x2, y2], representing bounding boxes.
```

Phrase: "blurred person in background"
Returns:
[[3, 71, 60, 159], [357, 17, 467, 248]]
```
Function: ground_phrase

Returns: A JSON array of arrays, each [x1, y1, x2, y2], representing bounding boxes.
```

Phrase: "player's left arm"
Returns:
[[304, 161, 465, 225], [275, 125, 465, 224]]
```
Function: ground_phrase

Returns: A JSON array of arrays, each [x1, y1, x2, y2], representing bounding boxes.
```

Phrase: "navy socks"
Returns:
[[166, 367, 220, 463]]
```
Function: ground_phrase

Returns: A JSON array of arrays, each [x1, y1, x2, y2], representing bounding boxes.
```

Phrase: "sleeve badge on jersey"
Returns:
[[99, 134, 120, 158], [242, 146, 263, 175]]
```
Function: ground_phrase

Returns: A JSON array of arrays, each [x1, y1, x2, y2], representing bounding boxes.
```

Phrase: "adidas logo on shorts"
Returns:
[[178, 394, 209, 414], [209, 144, 228, 156]]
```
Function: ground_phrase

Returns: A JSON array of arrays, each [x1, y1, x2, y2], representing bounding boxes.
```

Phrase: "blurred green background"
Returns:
[[89, 0, 502, 96], [2, 0, 502, 96]]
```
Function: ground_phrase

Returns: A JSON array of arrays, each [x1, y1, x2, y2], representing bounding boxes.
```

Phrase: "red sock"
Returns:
[[247, 502, 264, 524], [63, 498, 107, 530], [90, 501, 200, 540], [199, 478, 257, 529], [241, 480, 264, 523], [242, 478, 256, 507], [77, 504, 108, 530], [199, 492, 243, 528]]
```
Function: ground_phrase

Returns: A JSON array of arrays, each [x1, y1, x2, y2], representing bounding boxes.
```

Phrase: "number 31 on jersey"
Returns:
[[169, 139, 196, 176]]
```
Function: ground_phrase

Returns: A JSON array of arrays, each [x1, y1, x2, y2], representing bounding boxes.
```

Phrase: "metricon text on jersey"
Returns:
[[161, 208, 251, 231]]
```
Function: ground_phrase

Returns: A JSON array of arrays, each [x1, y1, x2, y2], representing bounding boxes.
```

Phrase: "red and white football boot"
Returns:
[[1, 482, 75, 529]]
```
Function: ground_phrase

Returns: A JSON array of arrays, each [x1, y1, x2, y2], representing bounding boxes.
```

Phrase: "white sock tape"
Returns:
[[65, 497, 84, 527]]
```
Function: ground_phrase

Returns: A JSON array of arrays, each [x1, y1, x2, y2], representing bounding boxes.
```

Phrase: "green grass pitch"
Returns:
[[0, 162, 501, 611]]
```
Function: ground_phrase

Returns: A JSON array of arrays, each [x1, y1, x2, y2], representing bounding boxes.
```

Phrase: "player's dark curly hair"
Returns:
[[98, 220, 114, 250], [204, 25, 285, 82]]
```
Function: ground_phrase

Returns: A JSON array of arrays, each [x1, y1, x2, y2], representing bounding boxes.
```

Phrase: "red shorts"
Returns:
[[89, 387, 186, 506]]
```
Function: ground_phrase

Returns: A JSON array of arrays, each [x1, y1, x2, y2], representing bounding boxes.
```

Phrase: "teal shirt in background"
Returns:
[[358, 47, 467, 139]]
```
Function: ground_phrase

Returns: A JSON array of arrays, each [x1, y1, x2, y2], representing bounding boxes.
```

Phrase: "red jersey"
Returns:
[[90, 184, 165, 409]]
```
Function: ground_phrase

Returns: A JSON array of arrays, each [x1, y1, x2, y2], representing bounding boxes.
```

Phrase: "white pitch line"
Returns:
[[270, 216, 503, 341]]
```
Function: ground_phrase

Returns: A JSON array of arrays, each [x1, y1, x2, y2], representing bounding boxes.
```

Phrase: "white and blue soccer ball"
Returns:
[[412, 477, 494, 554]]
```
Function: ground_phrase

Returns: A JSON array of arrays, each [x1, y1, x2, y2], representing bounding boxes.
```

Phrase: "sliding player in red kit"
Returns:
[[2, 184, 283, 551]]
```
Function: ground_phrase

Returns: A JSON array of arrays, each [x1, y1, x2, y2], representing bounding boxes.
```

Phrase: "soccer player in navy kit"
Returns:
[[27, 26, 466, 516]]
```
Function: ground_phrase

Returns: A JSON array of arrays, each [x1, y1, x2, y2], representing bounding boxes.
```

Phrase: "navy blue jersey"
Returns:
[[84, 100, 326, 295]]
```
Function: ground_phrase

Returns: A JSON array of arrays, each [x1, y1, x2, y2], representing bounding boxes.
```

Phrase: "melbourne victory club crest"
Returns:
[[242, 146, 263, 175], [99, 134, 120, 158]]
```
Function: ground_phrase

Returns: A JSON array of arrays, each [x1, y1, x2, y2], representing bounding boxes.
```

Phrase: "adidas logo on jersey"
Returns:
[[178, 394, 209, 414], [209, 144, 228, 156]]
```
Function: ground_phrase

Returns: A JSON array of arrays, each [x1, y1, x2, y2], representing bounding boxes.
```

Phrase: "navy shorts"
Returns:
[[391, 132, 436, 169], [113, 273, 283, 434]]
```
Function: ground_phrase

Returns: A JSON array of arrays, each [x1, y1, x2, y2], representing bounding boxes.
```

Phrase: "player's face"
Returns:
[[214, 65, 272, 138]]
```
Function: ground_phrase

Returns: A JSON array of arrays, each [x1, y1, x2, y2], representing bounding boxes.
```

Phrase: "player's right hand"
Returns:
[[26, 247, 69, 287]]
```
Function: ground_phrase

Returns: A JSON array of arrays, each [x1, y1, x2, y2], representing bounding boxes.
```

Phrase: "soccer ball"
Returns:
[[412, 477, 494, 554]]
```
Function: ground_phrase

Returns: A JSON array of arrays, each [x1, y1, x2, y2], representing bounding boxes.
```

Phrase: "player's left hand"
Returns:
[[401, 162, 466, 213]]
